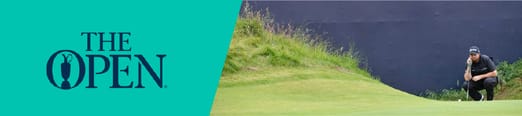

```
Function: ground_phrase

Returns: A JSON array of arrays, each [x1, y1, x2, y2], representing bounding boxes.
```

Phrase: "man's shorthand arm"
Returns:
[[472, 70, 497, 81]]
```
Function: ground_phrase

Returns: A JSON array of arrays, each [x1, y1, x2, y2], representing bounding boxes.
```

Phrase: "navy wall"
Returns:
[[245, 1, 522, 94]]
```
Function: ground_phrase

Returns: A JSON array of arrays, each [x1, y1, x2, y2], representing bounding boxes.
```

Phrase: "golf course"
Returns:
[[210, 9, 522, 116]]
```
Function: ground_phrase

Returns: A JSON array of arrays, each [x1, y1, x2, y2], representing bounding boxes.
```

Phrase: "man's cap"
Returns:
[[469, 46, 480, 54]]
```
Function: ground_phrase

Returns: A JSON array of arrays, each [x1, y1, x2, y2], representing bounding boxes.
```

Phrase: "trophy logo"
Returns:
[[60, 54, 73, 89], [46, 50, 86, 90]]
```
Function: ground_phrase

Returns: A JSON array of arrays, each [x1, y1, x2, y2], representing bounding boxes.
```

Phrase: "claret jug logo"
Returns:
[[46, 32, 167, 90]]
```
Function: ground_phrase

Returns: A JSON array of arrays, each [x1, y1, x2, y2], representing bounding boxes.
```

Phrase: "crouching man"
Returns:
[[463, 46, 498, 101]]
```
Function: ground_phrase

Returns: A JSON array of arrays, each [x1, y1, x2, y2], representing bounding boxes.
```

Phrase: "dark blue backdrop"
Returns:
[[245, 1, 522, 95]]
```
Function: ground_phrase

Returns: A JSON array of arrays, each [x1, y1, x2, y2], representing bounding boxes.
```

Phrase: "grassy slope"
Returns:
[[497, 77, 522, 99], [496, 60, 522, 99], [211, 11, 522, 116]]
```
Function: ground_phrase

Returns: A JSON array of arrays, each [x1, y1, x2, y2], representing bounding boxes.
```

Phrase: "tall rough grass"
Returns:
[[222, 4, 369, 78]]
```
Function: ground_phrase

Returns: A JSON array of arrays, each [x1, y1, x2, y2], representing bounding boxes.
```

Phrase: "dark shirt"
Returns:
[[468, 54, 496, 77]]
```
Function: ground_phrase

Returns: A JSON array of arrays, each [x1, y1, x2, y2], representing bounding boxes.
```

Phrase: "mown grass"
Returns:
[[212, 71, 522, 115]]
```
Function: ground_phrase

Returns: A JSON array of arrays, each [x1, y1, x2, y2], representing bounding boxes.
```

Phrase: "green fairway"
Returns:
[[211, 68, 522, 116]]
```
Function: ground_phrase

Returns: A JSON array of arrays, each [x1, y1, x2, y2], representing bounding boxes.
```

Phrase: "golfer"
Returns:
[[463, 46, 498, 101]]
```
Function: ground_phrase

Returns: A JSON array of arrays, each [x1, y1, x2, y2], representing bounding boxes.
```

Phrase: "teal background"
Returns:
[[0, 0, 240, 115]]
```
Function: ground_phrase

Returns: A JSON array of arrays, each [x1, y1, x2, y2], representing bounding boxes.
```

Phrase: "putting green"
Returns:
[[211, 68, 522, 116]]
